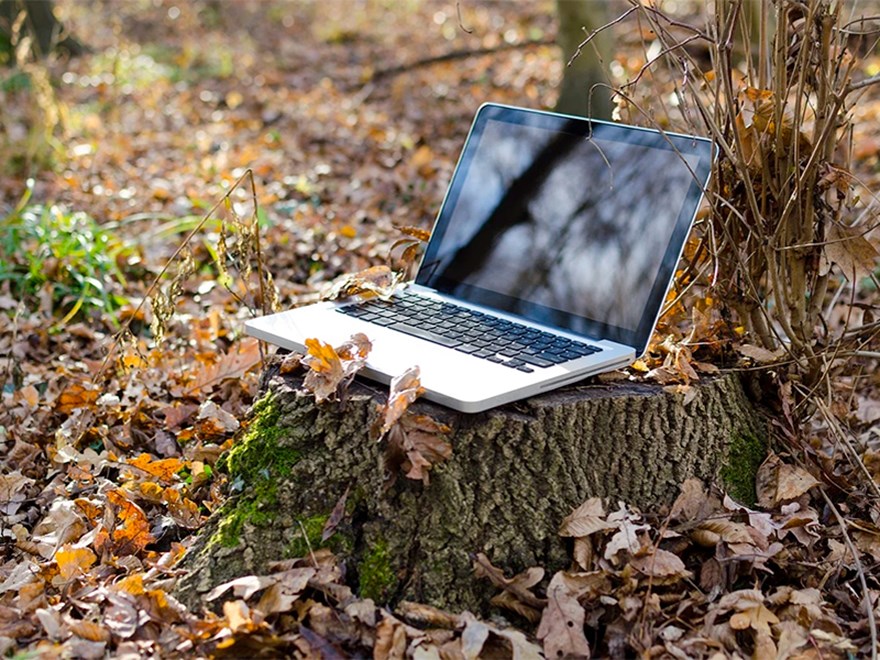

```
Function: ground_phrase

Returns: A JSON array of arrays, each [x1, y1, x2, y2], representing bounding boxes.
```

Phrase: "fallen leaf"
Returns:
[[536, 572, 591, 659], [55, 545, 97, 580], [302, 334, 371, 403], [629, 547, 691, 579], [127, 454, 185, 484], [774, 464, 819, 503], [324, 265, 401, 301], [670, 478, 710, 521], [559, 497, 615, 537], [185, 337, 262, 396], [371, 365, 425, 441]]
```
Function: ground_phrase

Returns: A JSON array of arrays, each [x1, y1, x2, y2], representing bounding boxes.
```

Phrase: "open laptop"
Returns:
[[246, 103, 714, 413]]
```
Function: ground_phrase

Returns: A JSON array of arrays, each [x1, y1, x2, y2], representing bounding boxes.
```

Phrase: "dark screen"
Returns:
[[416, 106, 713, 351]]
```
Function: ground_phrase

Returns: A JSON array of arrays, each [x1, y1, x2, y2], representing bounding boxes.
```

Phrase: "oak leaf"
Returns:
[[184, 337, 261, 396], [302, 333, 371, 403], [106, 489, 155, 553], [127, 453, 185, 484]]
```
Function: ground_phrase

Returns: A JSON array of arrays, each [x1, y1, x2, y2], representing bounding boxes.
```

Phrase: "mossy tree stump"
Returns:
[[176, 359, 767, 612]]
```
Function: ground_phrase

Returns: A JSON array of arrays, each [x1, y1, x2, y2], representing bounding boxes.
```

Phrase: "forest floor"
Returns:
[[2, 0, 880, 657]]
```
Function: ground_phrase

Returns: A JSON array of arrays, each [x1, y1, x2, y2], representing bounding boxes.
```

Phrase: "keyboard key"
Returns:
[[454, 344, 480, 354], [521, 355, 554, 368], [339, 291, 602, 369], [389, 323, 460, 348]]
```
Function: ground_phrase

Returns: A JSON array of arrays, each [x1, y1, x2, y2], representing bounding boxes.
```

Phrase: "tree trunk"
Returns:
[[175, 360, 766, 613], [555, 0, 613, 119]]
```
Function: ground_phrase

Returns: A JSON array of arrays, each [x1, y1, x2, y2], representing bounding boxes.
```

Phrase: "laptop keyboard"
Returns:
[[336, 291, 601, 373]]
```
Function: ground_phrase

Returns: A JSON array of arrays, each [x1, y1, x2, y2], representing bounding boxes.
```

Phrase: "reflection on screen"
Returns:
[[422, 118, 701, 335]]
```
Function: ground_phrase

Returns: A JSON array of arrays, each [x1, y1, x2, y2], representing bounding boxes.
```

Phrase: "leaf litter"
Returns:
[[1, 0, 880, 657]]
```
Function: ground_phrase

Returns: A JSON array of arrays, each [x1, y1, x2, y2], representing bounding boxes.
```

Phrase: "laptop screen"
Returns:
[[415, 104, 714, 352]]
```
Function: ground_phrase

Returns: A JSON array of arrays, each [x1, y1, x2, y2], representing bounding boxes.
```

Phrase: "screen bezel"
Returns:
[[415, 103, 715, 354]]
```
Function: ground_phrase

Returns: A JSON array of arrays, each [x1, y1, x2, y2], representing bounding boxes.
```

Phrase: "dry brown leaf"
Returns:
[[629, 548, 691, 579], [185, 337, 261, 396], [324, 265, 402, 301], [774, 464, 819, 503], [371, 366, 424, 441], [738, 343, 783, 364], [559, 497, 614, 537], [824, 223, 879, 281], [670, 478, 710, 521], [472, 553, 546, 610], [302, 333, 371, 403], [536, 572, 591, 659]]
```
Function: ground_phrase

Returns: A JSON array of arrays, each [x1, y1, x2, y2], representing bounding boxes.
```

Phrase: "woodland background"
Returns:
[[2, 0, 880, 657]]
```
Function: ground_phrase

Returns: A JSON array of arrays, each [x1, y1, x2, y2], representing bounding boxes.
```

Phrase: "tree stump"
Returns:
[[175, 358, 767, 612]]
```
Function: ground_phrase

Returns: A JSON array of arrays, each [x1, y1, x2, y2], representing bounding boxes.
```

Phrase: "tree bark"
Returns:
[[175, 360, 766, 613], [555, 0, 614, 119]]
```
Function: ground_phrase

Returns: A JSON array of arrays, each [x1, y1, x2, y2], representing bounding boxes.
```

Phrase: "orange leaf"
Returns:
[[302, 334, 371, 403], [370, 365, 424, 441], [69, 620, 111, 643], [128, 454, 185, 484], [55, 545, 97, 580], [56, 382, 99, 414], [395, 225, 431, 242], [106, 489, 154, 553]]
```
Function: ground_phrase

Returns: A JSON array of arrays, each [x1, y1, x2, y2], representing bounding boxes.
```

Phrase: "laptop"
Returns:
[[246, 103, 714, 413]]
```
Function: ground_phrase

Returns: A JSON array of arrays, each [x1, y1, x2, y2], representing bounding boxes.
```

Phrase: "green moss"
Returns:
[[359, 540, 397, 602], [212, 393, 301, 548], [285, 514, 330, 558], [218, 393, 299, 482], [721, 431, 767, 506]]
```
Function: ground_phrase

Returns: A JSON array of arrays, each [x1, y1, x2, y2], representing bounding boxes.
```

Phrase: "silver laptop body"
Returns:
[[246, 103, 714, 413]]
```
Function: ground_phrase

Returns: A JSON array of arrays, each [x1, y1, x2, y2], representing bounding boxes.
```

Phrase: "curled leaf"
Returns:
[[302, 333, 372, 403]]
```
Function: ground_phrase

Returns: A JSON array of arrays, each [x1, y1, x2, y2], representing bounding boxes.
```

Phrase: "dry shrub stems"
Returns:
[[604, 0, 880, 424]]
